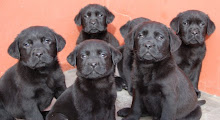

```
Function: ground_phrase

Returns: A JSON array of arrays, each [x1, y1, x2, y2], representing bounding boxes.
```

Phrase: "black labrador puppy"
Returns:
[[117, 17, 151, 94], [74, 4, 125, 90], [74, 4, 120, 47], [0, 26, 67, 120], [170, 10, 216, 97], [118, 21, 204, 120], [46, 40, 122, 120]]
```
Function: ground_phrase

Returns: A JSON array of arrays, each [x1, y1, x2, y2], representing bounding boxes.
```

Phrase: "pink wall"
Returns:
[[0, 0, 219, 96]]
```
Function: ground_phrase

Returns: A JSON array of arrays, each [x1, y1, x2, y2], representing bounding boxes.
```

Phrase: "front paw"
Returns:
[[46, 113, 68, 120], [195, 89, 201, 98], [115, 77, 128, 91], [122, 116, 139, 120], [117, 108, 131, 117]]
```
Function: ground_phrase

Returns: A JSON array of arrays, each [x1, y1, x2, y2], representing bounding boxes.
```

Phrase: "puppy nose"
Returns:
[[90, 62, 97, 68], [33, 49, 44, 57], [90, 20, 96, 25], [191, 29, 199, 35], [145, 43, 153, 49]]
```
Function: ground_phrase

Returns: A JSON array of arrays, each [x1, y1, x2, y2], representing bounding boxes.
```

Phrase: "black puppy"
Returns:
[[0, 26, 67, 120], [170, 10, 216, 97], [74, 4, 125, 90], [74, 4, 119, 47], [117, 17, 151, 94], [46, 40, 122, 120], [118, 21, 204, 120]]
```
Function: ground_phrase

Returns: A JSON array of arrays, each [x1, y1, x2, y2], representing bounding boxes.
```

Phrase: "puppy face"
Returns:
[[74, 4, 115, 34], [67, 40, 121, 79], [8, 26, 66, 69], [170, 10, 215, 45], [126, 21, 181, 62]]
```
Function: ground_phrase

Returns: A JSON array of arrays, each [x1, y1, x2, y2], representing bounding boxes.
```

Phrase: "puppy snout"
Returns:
[[90, 62, 98, 68], [90, 19, 96, 25], [144, 42, 154, 49], [32, 48, 44, 57], [191, 28, 199, 35]]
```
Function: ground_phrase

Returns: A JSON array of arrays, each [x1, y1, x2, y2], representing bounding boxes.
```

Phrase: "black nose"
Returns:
[[33, 49, 44, 57], [191, 28, 199, 35], [90, 62, 97, 68], [90, 20, 96, 25], [145, 43, 154, 49]]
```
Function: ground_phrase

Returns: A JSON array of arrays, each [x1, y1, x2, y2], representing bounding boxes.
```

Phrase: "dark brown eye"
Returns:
[[138, 34, 144, 39], [200, 22, 205, 27], [183, 21, 188, 26], [23, 42, 30, 47], [42, 38, 51, 44], [100, 53, 107, 58], [98, 14, 103, 17], [158, 35, 164, 40], [81, 54, 87, 59]]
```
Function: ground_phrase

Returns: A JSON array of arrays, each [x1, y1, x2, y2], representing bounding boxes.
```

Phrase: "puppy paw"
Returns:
[[195, 89, 201, 98], [115, 77, 128, 91], [117, 108, 131, 117]]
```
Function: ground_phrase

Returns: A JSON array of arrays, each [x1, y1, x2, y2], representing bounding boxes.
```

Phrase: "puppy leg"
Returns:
[[179, 106, 202, 120], [23, 102, 44, 120], [120, 89, 142, 120], [190, 64, 202, 98]]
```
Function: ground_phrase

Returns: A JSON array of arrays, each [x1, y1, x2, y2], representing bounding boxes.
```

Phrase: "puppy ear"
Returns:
[[74, 10, 82, 26], [125, 29, 136, 50], [206, 16, 216, 35], [104, 7, 115, 24], [55, 33, 66, 52], [168, 28, 182, 53], [8, 38, 20, 59], [120, 20, 131, 38], [170, 15, 180, 34], [109, 44, 122, 65], [67, 45, 79, 67]]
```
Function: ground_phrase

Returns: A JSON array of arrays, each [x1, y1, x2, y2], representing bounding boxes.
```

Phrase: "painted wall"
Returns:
[[0, 0, 219, 96]]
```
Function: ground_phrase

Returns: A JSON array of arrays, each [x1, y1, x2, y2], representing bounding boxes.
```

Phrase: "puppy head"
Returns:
[[126, 21, 181, 62], [67, 40, 121, 79], [74, 4, 115, 34], [8, 26, 66, 69], [120, 17, 151, 38], [170, 10, 215, 45]]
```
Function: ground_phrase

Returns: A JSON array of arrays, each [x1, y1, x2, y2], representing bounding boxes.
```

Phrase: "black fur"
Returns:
[[117, 17, 151, 94], [0, 26, 66, 120], [170, 10, 216, 97], [74, 4, 119, 47], [117, 21, 203, 120], [46, 40, 122, 120]]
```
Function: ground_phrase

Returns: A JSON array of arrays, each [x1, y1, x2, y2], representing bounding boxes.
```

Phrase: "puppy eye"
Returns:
[[157, 35, 164, 40], [183, 22, 188, 26], [23, 43, 31, 47], [98, 14, 103, 17], [137, 34, 144, 39], [100, 53, 107, 58], [81, 55, 87, 59], [200, 22, 205, 27], [84, 15, 89, 18], [42, 38, 51, 44]]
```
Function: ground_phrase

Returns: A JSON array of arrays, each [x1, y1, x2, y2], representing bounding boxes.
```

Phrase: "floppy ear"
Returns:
[[170, 15, 180, 34], [104, 7, 115, 24], [67, 45, 80, 67], [109, 44, 122, 65], [74, 10, 82, 26], [8, 38, 20, 59], [120, 21, 131, 38], [168, 28, 182, 53], [125, 29, 136, 50], [206, 16, 216, 35], [55, 33, 66, 52]]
